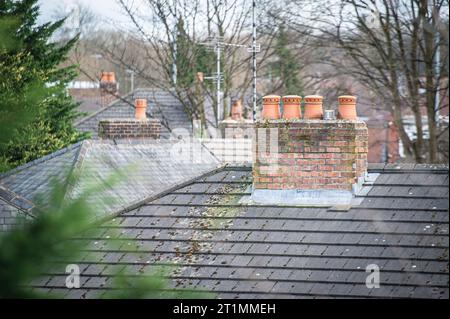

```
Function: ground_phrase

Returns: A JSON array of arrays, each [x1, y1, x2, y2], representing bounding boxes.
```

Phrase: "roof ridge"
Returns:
[[133, 87, 177, 93], [368, 163, 449, 171], [95, 164, 227, 225], [61, 140, 94, 204], [0, 140, 86, 181], [74, 90, 136, 126], [367, 164, 449, 175], [73, 88, 176, 126], [0, 185, 37, 218]]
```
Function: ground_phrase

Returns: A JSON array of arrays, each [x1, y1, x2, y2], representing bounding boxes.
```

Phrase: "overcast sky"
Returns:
[[38, 0, 126, 24]]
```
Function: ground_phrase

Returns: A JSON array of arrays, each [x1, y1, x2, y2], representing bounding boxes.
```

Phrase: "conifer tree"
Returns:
[[173, 17, 215, 89], [272, 24, 304, 95], [0, 0, 87, 172]]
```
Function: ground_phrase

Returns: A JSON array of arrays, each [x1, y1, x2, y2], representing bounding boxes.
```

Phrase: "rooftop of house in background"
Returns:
[[70, 86, 413, 164], [74, 88, 198, 139], [0, 139, 220, 221], [68, 81, 103, 116], [0, 137, 448, 299]]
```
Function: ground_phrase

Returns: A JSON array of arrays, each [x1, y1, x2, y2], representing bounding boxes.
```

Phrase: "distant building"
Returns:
[[68, 80, 103, 116]]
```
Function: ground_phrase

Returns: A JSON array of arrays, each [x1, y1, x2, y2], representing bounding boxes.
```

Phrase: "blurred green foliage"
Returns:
[[0, 0, 212, 300], [0, 173, 96, 298], [103, 267, 210, 299], [0, 168, 212, 298]]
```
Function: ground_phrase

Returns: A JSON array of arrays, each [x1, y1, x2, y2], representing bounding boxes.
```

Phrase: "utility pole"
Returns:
[[90, 53, 103, 87], [200, 36, 246, 125], [383, 122, 390, 163], [216, 40, 222, 126], [245, 0, 260, 121], [172, 22, 178, 87], [251, 0, 257, 121]]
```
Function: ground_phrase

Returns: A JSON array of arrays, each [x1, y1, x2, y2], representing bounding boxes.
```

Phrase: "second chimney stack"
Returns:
[[100, 71, 118, 107]]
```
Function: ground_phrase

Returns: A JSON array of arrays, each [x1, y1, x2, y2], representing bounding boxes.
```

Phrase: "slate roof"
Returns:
[[0, 198, 29, 231], [0, 143, 83, 215], [0, 140, 221, 225], [75, 88, 194, 139], [10, 162, 448, 299]]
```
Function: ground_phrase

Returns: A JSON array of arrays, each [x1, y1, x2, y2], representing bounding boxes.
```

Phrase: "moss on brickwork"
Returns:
[[252, 120, 368, 191]]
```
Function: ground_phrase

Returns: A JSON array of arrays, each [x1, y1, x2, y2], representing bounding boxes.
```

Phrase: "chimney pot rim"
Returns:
[[282, 95, 302, 98], [304, 95, 323, 99], [338, 95, 357, 101], [263, 94, 281, 100]]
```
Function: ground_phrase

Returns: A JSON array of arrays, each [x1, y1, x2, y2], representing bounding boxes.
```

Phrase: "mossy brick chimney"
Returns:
[[252, 119, 369, 205]]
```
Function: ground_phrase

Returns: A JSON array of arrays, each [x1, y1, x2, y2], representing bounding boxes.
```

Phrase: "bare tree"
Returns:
[[52, 1, 102, 82], [52, 0, 99, 40], [83, 0, 278, 133], [272, 0, 449, 163]]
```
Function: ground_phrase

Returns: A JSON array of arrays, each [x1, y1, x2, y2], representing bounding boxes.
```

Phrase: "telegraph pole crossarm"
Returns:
[[198, 1, 260, 124]]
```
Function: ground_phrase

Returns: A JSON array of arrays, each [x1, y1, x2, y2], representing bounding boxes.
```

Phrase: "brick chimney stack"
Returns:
[[100, 71, 118, 107], [252, 95, 368, 205], [98, 98, 161, 140]]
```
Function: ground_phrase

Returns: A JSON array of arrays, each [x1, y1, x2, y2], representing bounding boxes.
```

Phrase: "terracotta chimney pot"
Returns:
[[108, 72, 116, 83], [100, 71, 116, 83], [100, 71, 109, 83], [338, 95, 358, 120], [303, 95, 324, 119], [262, 95, 281, 120], [282, 95, 302, 119], [135, 99, 148, 120]]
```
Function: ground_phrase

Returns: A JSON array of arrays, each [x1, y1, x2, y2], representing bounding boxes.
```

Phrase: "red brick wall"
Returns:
[[101, 93, 117, 107], [100, 82, 118, 107], [367, 123, 400, 163], [253, 120, 368, 191], [98, 119, 161, 140]]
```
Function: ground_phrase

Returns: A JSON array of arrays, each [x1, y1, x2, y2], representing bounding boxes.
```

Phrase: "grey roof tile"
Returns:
[[0, 140, 221, 224], [3, 159, 448, 298], [0, 143, 82, 211]]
